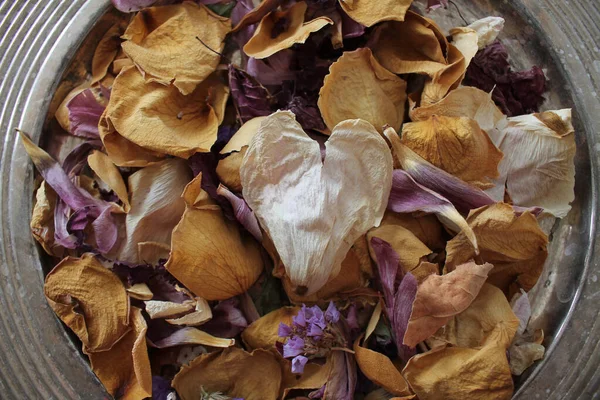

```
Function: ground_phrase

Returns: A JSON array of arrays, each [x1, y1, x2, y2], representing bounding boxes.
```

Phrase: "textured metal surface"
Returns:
[[0, 0, 597, 399]]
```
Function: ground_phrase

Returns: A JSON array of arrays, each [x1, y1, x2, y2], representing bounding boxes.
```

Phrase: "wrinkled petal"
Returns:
[[242, 306, 300, 350], [87, 150, 130, 212], [246, 50, 296, 85], [509, 341, 545, 375], [339, 0, 412, 27], [229, 65, 273, 123], [67, 87, 110, 139], [393, 273, 418, 361], [467, 17, 505, 49], [217, 184, 263, 241], [322, 351, 357, 400], [292, 355, 309, 373], [151, 327, 234, 348], [201, 298, 249, 338], [511, 289, 531, 336]]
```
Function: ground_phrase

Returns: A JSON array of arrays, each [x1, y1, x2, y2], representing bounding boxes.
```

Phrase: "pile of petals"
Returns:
[[22, 0, 576, 399]]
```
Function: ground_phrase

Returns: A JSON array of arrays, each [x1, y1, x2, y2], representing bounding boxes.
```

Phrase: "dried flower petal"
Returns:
[[166, 174, 263, 300], [229, 65, 273, 123], [121, 2, 230, 95], [242, 306, 300, 351], [466, 17, 505, 49], [232, 0, 282, 32], [220, 117, 266, 154], [91, 22, 125, 83], [44, 253, 130, 352], [445, 203, 548, 292], [244, 2, 332, 59], [172, 348, 282, 400], [241, 111, 392, 295], [404, 261, 493, 347], [216, 151, 245, 193], [322, 351, 357, 400], [126, 283, 154, 300], [31, 181, 59, 256], [318, 48, 407, 132], [145, 300, 195, 319], [509, 341, 544, 375], [87, 150, 130, 212], [339, 0, 412, 27], [152, 327, 235, 348], [67, 86, 110, 139], [112, 0, 156, 12], [166, 298, 213, 326], [86, 307, 152, 400], [511, 289, 531, 336], [217, 184, 263, 241]]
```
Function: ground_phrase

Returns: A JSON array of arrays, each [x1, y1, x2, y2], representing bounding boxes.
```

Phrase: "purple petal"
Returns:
[[307, 323, 323, 338], [325, 301, 340, 323], [201, 298, 248, 338], [322, 351, 357, 400], [62, 142, 101, 177], [345, 304, 359, 332], [511, 290, 531, 336], [292, 307, 307, 328], [426, 0, 448, 11], [67, 87, 109, 139], [150, 327, 234, 349], [91, 206, 119, 254], [54, 200, 79, 249], [309, 384, 326, 399], [283, 336, 305, 358], [188, 152, 235, 219], [308, 305, 326, 329], [228, 65, 273, 124], [278, 322, 292, 338], [246, 51, 296, 86], [370, 237, 400, 311], [111, 0, 156, 12], [291, 355, 309, 374], [338, 5, 364, 39], [152, 376, 175, 400], [284, 95, 326, 131], [217, 185, 263, 241], [393, 272, 418, 362]]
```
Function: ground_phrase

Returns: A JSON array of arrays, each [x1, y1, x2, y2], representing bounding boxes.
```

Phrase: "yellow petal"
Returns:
[[220, 117, 267, 154], [31, 181, 59, 256], [404, 261, 493, 347], [104, 66, 229, 162], [420, 44, 466, 106], [381, 211, 445, 251], [172, 348, 282, 400], [401, 116, 503, 189], [121, 2, 231, 95], [318, 48, 406, 132], [137, 241, 171, 265], [44, 253, 130, 352], [166, 174, 263, 300], [371, 12, 447, 76], [242, 306, 300, 351], [243, 2, 333, 59], [92, 21, 126, 84], [88, 150, 131, 212], [281, 361, 331, 398], [86, 307, 152, 400], [339, 0, 413, 27], [216, 149, 245, 193], [403, 344, 513, 400], [445, 203, 548, 292], [126, 283, 154, 301], [431, 283, 520, 349], [232, 0, 281, 32]]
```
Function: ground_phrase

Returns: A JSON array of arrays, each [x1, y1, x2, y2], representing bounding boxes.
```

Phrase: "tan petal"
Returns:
[[371, 12, 448, 76], [166, 174, 263, 300], [216, 149, 246, 193], [420, 44, 466, 106], [445, 203, 548, 292], [104, 66, 229, 162], [152, 327, 234, 348], [92, 21, 126, 84], [231, 0, 281, 32], [220, 117, 267, 154], [244, 2, 333, 59], [137, 241, 171, 265], [412, 261, 440, 284], [318, 48, 407, 132], [509, 341, 545, 375], [431, 284, 519, 349], [86, 307, 152, 400], [122, 2, 230, 95], [410, 86, 506, 132], [56, 83, 108, 133], [381, 212, 445, 251], [172, 348, 282, 400], [88, 150, 131, 212], [31, 181, 59, 256], [116, 158, 191, 264], [44, 253, 130, 352], [403, 261, 493, 347], [166, 298, 213, 326], [401, 116, 503, 189], [281, 361, 331, 398], [339, 0, 413, 27], [402, 344, 514, 400], [126, 283, 154, 301], [449, 27, 479, 68], [242, 306, 300, 351], [145, 300, 195, 319]]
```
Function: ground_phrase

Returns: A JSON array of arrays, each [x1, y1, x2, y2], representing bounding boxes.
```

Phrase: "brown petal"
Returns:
[[445, 203, 548, 292], [172, 348, 282, 400], [339, 0, 413, 27], [86, 307, 152, 400], [381, 212, 445, 251], [318, 48, 407, 132], [166, 174, 263, 300], [420, 44, 466, 106], [242, 306, 300, 351], [281, 361, 331, 398], [103, 66, 229, 163], [430, 283, 519, 349], [370, 12, 448, 75], [216, 149, 246, 193], [87, 150, 131, 212], [91, 21, 126, 84], [122, 3, 230, 95], [244, 2, 333, 59], [402, 344, 513, 400], [44, 253, 130, 352], [401, 116, 503, 189], [31, 181, 59, 256], [403, 261, 493, 347]]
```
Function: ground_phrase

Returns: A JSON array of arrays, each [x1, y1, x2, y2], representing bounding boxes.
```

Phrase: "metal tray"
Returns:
[[0, 0, 598, 399]]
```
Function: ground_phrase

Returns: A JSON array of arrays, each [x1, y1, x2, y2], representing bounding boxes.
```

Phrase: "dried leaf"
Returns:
[[172, 348, 282, 400], [318, 48, 407, 132], [445, 203, 548, 292], [166, 174, 263, 300], [240, 111, 393, 295], [401, 115, 503, 189], [431, 284, 520, 349], [339, 0, 413, 27], [242, 306, 300, 351], [244, 2, 333, 59], [403, 344, 514, 400], [486, 110, 576, 217], [403, 261, 493, 347], [87, 150, 130, 212], [103, 66, 229, 162], [31, 181, 58, 256], [44, 253, 130, 352], [86, 307, 152, 400], [121, 2, 231, 95]]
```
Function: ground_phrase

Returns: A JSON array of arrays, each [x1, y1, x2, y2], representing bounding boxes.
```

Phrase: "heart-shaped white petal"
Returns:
[[240, 111, 393, 295]]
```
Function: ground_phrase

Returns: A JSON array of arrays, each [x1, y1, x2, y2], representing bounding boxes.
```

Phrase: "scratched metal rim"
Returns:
[[0, 1, 598, 399]]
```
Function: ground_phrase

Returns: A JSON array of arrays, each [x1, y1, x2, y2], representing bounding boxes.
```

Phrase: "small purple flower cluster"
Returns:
[[278, 301, 343, 374]]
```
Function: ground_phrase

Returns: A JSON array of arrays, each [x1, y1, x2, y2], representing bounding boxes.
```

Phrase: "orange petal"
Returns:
[[242, 306, 300, 351]]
